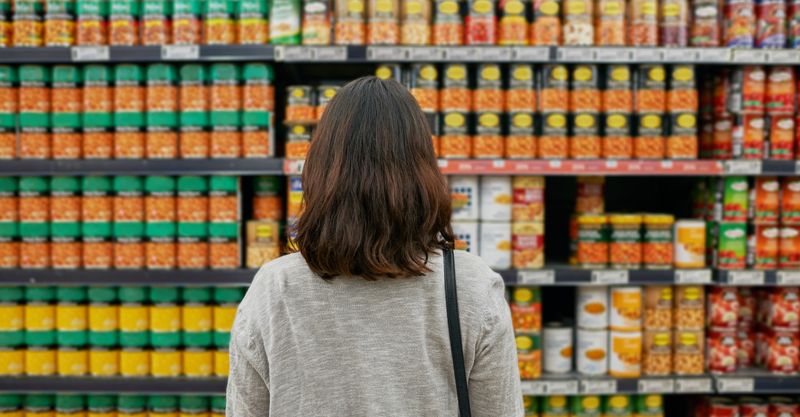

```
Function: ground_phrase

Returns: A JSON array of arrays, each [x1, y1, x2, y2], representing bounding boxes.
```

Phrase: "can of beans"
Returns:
[[708, 398, 739, 417], [523, 396, 538, 417], [452, 221, 479, 254], [781, 177, 800, 225], [516, 331, 542, 380], [643, 286, 673, 330], [708, 287, 739, 329], [635, 395, 664, 417], [543, 323, 573, 374], [610, 287, 642, 331], [577, 214, 608, 269], [752, 224, 779, 269], [674, 219, 706, 268], [609, 330, 642, 378], [479, 176, 512, 221], [576, 286, 608, 329], [512, 222, 544, 269], [738, 287, 756, 327], [608, 214, 642, 269], [571, 395, 602, 417], [576, 328, 608, 376], [642, 214, 674, 269], [673, 329, 705, 375], [510, 287, 542, 333], [674, 286, 705, 330], [765, 287, 800, 328], [512, 176, 544, 222], [768, 397, 799, 417], [779, 225, 800, 268], [478, 222, 511, 269], [768, 115, 795, 160], [642, 329, 672, 376]]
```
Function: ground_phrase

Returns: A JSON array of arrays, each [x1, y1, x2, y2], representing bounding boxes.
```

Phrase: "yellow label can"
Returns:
[[182, 305, 212, 333], [89, 348, 119, 376], [183, 349, 213, 377], [25, 348, 56, 375], [88, 411, 114, 417], [150, 306, 180, 333], [26, 411, 54, 417], [119, 305, 149, 332], [0, 305, 23, 331], [25, 304, 55, 331], [151, 349, 181, 377], [89, 305, 118, 332], [0, 348, 24, 375], [214, 349, 229, 376], [56, 305, 87, 331], [120, 349, 150, 377], [0, 411, 23, 417], [56, 348, 88, 376], [56, 410, 87, 417], [213, 306, 236, 332]]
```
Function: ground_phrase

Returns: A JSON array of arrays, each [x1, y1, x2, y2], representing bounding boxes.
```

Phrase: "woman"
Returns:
[[227, 76, 522, 417]]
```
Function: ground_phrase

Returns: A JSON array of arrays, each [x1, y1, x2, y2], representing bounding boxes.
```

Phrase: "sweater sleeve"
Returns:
[[226, 287, 270, 417], [468, 273, 524, 417]]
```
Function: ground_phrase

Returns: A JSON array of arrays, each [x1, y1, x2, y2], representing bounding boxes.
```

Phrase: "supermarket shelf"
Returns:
[[715, 269, 800, 286], [0, 376, 227, 394], [0, 45, 274, 64], [0, 159, 284, 176], [511, 268, 713, 285], [715, 370, 800, 394], [520, 375, 714, 395], [0, 269, 256, 286]]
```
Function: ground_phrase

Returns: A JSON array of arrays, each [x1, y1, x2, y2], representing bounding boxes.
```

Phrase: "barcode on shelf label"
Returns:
[[408, 47, 443, 61], [724, 160, 762, 175], [580, 379, 617, 394], [717, 378, 755, 393], [594, 48, 632, 62], [767, 50, 800, 63], [275, 46, 314, 61], [777, 271, 800, 285], [638, 379, 674, 393], [697, 48, 731, 62], [557, 47, 596, 62], [728, 270, 765, 285], [544, 380, 579, 395], [315, 47, 348, 61], [674, 378, 712, 393], [367, 47, 410, 61], [71, 46, 110, 61], [518, 270, 555, 285], [663, 48, 697, 62], [632, 48, 663, 62], [477, 47, 512, 61], [512, 46, 551, 61], [444, 47, 477, 61], [732, 49, 767, 63], [675, 269, 712, 284], [591, 270, 628, 284], [520, 381, 547, 395], [161, 45, 199, 60]]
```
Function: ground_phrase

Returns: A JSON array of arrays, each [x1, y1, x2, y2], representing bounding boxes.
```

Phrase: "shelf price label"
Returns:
[[512, 46, 551, 62], [275, 46, 315, 61], [71, 46, 110, 61], [285, 160, 305, 175], [727, 270, 765, 285], [443, 47, 478, 61], [724, 160, 762, 175], [591, 270, 628, 284], [632, 48, 663, 62], [675, 269, 712, 284], [520, 381, 547, 395], [777, 270, 800, 285], [732, 49, 768, 63], [315, 46, 348, 61], [518, 270, 555, 285], [594, 48, 632, 62], [696, 48, 731, 62], [476, 47, 512, 61], [556, 47, 596, 62], [580, 379, 617, 394], [543, 380, 579, 395], [638, 379, 674, 393], [366, 46, 410, 61], [767, 50, 800, 63], [161, 45, 200, 60], [674, 378, 712, 393], [662, 48, 698, 62], [716, 378, 755, 393], [408, 47, 444, 61]]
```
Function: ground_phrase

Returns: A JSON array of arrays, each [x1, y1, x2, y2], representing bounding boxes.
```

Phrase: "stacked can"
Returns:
[[755, 287, 800, 374], [173, 0, 203, 45], [569, 65, 601, 159], [176, 176, 208, 269], [83, 176, 113, 269], [113, 176, 145, 269], [450, 175, 480, 254], [50, 177, 80, 269], [473, 64, 504, 158], [204, 1, 236, 45], [673, 285, 706, 375], [88, 286, 118, 376], [666, 65, 699, 159], [178, 64, 208, 158], [209, 64, 242, 158], [706, 286, 740, 374], [12, 0, 43, 47], [56, 286, 88, 376], [208, 176, 240, 269], [150, 286, 181, 377], [478, 176, 512, 268], [602, 65, 633, 159], [576, 286, 609, 376], [144, 176, 176, 270], [763, 67, 796, 159], [119, 286, 148, 377], [142, 0, 171, 46], [241, 63, 274, 158], [283, 86, 314, 160], [114, 64, 144, 159], [0, 286, 23, 375], [440, 64, 471, 158], [182, 287, 213, 377], [109, 0, 139, 46], [609, 287, 643, 378], [538, 64, 569, 158], [213, 287, 244, 376], [19, 177, 49, 269], [510, 286, 542, 380], [51, 65, 82, 159], [506, 64, 536, 158], [246, 177, 282, 269], [145, 64, 179, 158], [24, 286, 55, 376], [0, 3, 7, 48], [642, 286, 673, 376], [19, 65, 50, 159], [512, 176, 545, 269], [634, 65, 666, 159], [0, 178, 15, 268], [408, 64, 440, 156], [76, 0, 107, 46], [0, 66, 14, 158], [83, 65, 113, 159]]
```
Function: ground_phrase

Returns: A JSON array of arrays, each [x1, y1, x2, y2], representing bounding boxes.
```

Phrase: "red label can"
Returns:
[[737, 328, 756, 368], [769, 116, 795, 160], [709, 287, 740, 329], [739, 397, 768, 417], [708, 328, 739, 373], [766, 287, 800, 328], [766, 329, 800, 374], [766, 67, 796, 115]]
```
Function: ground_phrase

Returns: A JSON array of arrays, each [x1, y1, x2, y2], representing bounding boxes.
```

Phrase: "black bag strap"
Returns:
[[444, 248, 472, 417]]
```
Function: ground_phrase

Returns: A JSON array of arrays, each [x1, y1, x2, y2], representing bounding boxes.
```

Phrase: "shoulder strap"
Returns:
[[444, 248, 472, 417]]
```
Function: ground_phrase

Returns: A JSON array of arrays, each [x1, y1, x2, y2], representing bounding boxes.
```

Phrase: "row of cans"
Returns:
[[525, 394, 663, 417]]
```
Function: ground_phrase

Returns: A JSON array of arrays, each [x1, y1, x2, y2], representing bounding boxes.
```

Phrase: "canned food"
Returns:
[[707, 328, 738, 374], [635, 395, 664, 417], [571, 396, 602, 417], [779, 225, 800, 269], [642, 214, 674, 269], [541, 396, 569, 417], [512, 222, 544, 269], [478, 222, 511, 269], [708, 398, 739, 417], [643, 330, 672, 376], [510, 287, 542, 332], [577, 214, 608, 268], [674, 286, 705, 330], [609, 330, 642, 378], [576, 328, 608, 375], [738, 396, 767, 417], [604, 395, 632, 417], [768, 397, 799, 417], [737, 328, 756, 368], [450, 176, 479, 221], [512, 176, 545, 222], [576, 286, 608, 330], [516, 332, 542, 379], [674, 220, 706, 268], [752, 225, 779, 270], [717, 222, 747, 270], [610, 287, 642, 331], [543, 323, 573, 374], [479, 176, 512, 221], [643, 286, 673, 330], [523, 396, 539, 417], [609, 214, 642, 269], [708, 287, 739, 329], [452, 221, 479, 254], [673, 329, 705, 375], [765, 287, 800, 328]]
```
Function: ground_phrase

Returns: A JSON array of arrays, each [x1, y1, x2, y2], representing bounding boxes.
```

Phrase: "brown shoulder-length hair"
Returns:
[[293, 76, 453, 279]]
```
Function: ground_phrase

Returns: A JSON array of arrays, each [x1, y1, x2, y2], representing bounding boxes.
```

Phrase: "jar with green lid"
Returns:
[[576, 214, 609, 269], [56, 287, 88, 376], [609, 214, 643, 269], [145, 176, 176, 270], [208, 222, 238, 270], [148, 396, 177, 417], [150, 286, 181, 377], [75, 0, 108, 46], [118, 286, 149, 376], [203, 1, 236, 45], [82, 176, 113, 267], [140, 0, 170, 46], [183, 287, 212, 377], [178, 396, 208, 417], [0, 395, 22, 417], [82, 65, 112, 129], [55, 395, 85, 417], [173, 0, 202, 45], [0, 177, 17, 269], [241, 63, 273, 128], [145, 64, 178, 129], [209, 397, 224, 417], [114, 64, 145, 129], [177, 176, 209, 270], [24, 394, 54, 417], [86, 395, 114, 417], [252, 176, 281, 221], [19, 176, 49, 223], [19, 177, 50, 267], [643, 214, 674, 269], [117, 396, 146, 417]]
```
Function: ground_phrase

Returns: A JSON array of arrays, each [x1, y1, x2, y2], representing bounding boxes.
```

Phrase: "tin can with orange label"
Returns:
[[768, 115, 795, 160], [779, 225, 800, 269], [609, 330, 642, 378], [543, 323, 573, 374], [643, 329, 672, 376], [576, 286, 608, 329], [576, 328, 608, 375], [708, 287, 739, 329], [753, 177, 780, 224], [516, 332, 542, 379], [674, 219, 706, 268], [610, 286, 642, 331], [510, 287, 542, 332], [781, 177, 800, 225], [708, 328, 738, 374]]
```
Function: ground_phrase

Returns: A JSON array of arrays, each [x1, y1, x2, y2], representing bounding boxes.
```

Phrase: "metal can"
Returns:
[[512, 222, 544, 269], [708, 398, 739, 417], [571, 396, 602, 417], [543, 323, 573, 374], [643, 286, 673, 330], [707, 328, 738, 374], [610, 287, 642, 331], [479, 176, 512, 221], [510, 287, 542, 332], [753, 177, 780, 224], [635, 394, 664, 417], [708, 287, 740, 329], [609, 214, 642, 269], [609, 330, 642, 378], [478, 222, 511, 269], [603, 395, 633, 417], [452, 221, 479, 254], [642, 214, 674, 269], [449, 176, 479, 221], [512, 176, 545, 222], [577, 214, 609, 268], [765, 329, 800, 374], [516, 332, 542, 380], [642, 329, 672, 376], [674, 219, 706, 268], [541, 396, 569, 417], [738, 396, 767, 417], [765, 287, 800, 328], [576, 328, 608, 376], [576, 286, 608, 330]]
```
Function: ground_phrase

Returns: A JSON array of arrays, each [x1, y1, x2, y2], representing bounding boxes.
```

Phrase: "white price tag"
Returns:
[[557, 47, 596, 62], [512, 46, 551, 62], [518, 270, 555, 285], [591, 270, 629, 284], [777, 271, 800, 285], [605, 160, 618, 168], [544, 380, 579, 395], [638, 379, 675, 393], [663, 48, 698, 62], [444, 47, 478, 61], [286, 160, 305, 175], [408, 47, 443, 61], [795, 160, 800, 175], [728, 270, 765, 285], [660, 160, 674, 169], [492, 160, 506, 169], [717, 378, 755, 393], [315, 46, 348, 61], [477, 47, 512, 61], [697, 48, 731, 62], [367, 46, 409, 61], [675, 269, 712, 284], [580, 379, 617, 394], [71, 46, 110, 61], [276, 46, 315, 61], [548, 160, 562, 168], [632, 48, 663, 62], [520, 381, 547, 395], [767, 50, 800, 63], [437, 159, 449, 169], [733, 49, 767, 63], [594, 48, 632, 62], [161, 45, 200, 60], [724, 160, 762, 175], [674, 378, 712, 393]]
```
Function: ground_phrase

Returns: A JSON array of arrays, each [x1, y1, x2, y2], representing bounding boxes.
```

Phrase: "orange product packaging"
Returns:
[[512, 221, 544, 268], [334, 0, 367, 45], [512, 176, 544, 222], [474, 112, 504, 158], [712, 115, 733, 159], [730, 66, 766, 115], [432, 0, 464, 45], [603, 112, 633, 159], [666, 112, 698, 159], [474, 64, 504, 111], [539, 64, 568, 112], [441, 64, 472, 111], [507, 64, 536, 112], [635, 65, 666, 113], [733, 114, 765, 160], [367, 0, 400, 45], [145, 128, 178, 159], [19, 130, 51, 160], [635, 113, 665, 159], [399, 0, 431, 45], [440, 110, 471, 158], [510, 286, 542, 332], [753, 224, 779, 270], [13, 13, 44, 47], [109, 0, 139, 46], [179, 128, 210, 159], [768, 115, 795, 160], [628, 0, 658, 45], [113, 129, 145, 159], [571, 65, 600, 111], [75, 0, 108, 46], [753, 177, 780, 224], [204, 0, 236, 45], [52, 131, 82, 159], [210, 128, 242, 158], [507, 111, 536, 158], [576, 176, 605, 214], [595, 0, 625, 45], [285, 85, 316, 122], [44, 5, 75, 47], [531, 0, 561, 44], [539, 113, 569, 159], [242, 129, 270, 158], [82, 129, 112, 159], [570, 112, 601, 159], [603, 65, 633, 111], [576, 214, 608, 268], [766, 66, 796, 115], [562, 0, 593, 45], [667, 65, 698, 112], [498, 0, 530, 45], [409, 64, 439, 112], [781, 177, 800, 225], [0, 131, 15, 159], [285, 124, 312, 160]]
